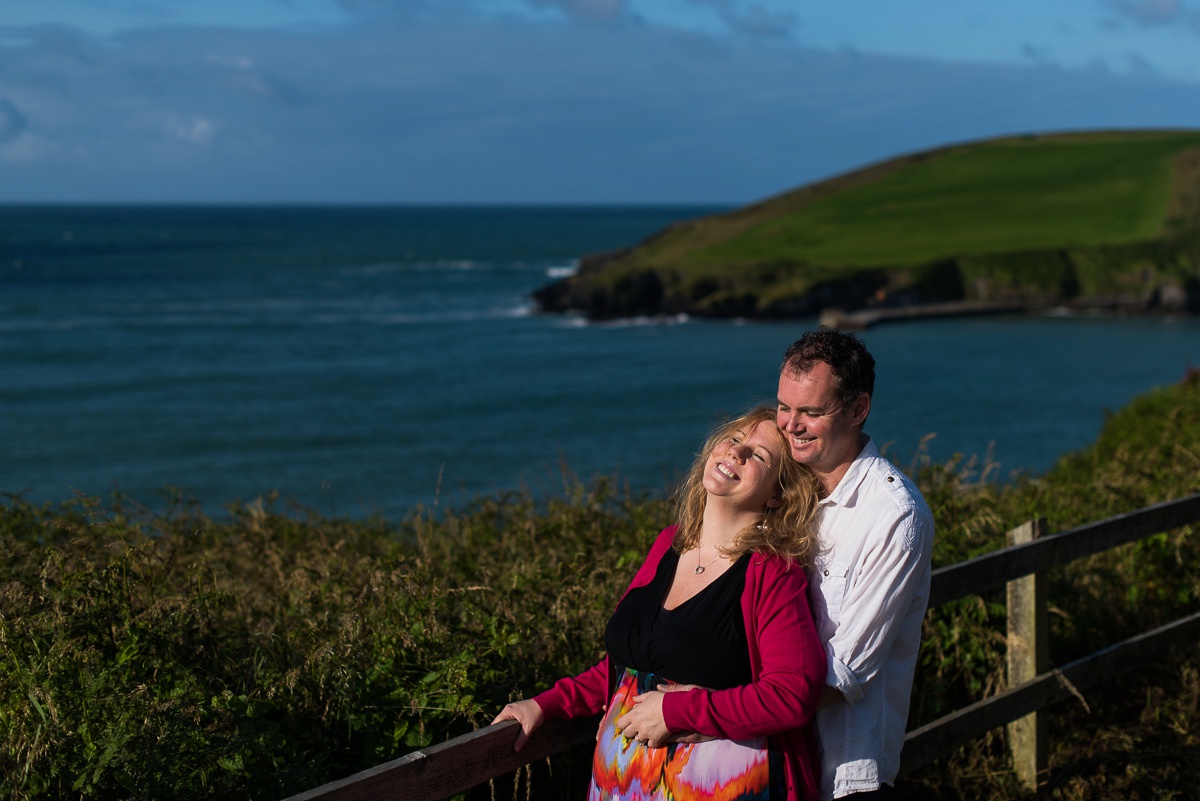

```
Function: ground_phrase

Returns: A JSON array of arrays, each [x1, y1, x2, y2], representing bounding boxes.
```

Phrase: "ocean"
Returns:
[[4, 204, 1199, 520]]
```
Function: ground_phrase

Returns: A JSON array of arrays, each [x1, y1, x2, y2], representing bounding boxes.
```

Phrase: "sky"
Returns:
[[2, 0, 1200, 204]]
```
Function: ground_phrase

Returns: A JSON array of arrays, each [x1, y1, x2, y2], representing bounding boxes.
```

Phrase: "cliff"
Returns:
[[534, 130, 1200, 323]]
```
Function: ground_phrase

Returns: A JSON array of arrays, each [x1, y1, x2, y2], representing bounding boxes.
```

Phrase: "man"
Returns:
[[776, 328, 934, 801]]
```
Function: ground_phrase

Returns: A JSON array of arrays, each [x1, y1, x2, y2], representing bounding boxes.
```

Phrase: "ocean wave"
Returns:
[[343, 260, 494, 275], [368, 306, 532, 324], [555, 312, 692, 329], [545, 262, 578, 279], [504, 302, 538, 318], [0, 317, 113, 332], [0, 304, 537, 332]]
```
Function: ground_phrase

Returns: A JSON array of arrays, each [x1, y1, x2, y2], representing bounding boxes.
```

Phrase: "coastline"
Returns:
[[817, 301, 1029, 330], [817, 295, 1200, 330]]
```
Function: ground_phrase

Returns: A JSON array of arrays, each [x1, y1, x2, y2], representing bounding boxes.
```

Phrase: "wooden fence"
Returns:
[[285, 493, 1200, 800]]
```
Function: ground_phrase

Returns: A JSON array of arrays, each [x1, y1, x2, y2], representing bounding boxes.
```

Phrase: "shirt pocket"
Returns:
[[813, 557, 851, 626]]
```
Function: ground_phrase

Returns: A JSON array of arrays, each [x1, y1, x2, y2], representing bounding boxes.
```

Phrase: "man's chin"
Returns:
[[788, 443, 816, 463]]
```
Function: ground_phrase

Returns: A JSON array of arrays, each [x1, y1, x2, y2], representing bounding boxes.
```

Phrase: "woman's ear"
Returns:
[[765, 493, 783, 510]]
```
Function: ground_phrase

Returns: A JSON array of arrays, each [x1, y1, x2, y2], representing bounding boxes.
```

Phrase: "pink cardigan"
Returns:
[[533, 526, 826, 800]]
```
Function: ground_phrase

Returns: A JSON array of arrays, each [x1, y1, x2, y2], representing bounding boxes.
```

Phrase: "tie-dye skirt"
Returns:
[[588, 667, 784, 801]]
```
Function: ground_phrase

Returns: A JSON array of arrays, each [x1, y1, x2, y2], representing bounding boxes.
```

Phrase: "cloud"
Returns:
[[333, 0, 430, 15], [1, 16, 1199, 203], [165, 114, 215, 145], [1021, 43, 1052, 62], [1126, 52, 1160, 73], [687, 0, 796, 38], [1107, 0, 1190, 25], [0, 98, 28, 142], [527, 0, 628, 24]]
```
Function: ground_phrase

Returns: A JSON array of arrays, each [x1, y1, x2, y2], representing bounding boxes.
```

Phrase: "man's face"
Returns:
[[776, 361, 869, 490]]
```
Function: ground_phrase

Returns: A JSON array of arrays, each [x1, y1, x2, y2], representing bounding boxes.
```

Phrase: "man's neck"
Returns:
[[818, 433, 870, 495]]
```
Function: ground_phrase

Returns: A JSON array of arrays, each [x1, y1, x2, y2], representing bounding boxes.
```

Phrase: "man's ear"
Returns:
[[849, 392, 871, 427]]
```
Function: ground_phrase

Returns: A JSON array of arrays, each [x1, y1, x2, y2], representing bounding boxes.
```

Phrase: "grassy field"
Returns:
[[632, 131, 1200, 271], [537, 130, 1200, 318], [2, 371, 1199, 800]]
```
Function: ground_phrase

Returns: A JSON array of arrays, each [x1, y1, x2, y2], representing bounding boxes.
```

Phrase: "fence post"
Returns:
[[1006, 518, 1049, 791]]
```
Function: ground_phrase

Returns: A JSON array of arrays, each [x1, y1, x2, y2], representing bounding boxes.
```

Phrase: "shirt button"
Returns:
[[823, 569, 830, 576], [887, 475, 895, 482]]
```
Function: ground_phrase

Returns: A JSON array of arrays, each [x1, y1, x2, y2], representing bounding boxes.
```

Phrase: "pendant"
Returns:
[[694, 566, 706, 575]]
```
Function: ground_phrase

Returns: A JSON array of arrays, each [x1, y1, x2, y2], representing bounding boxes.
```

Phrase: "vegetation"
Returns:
[[2, 371, 1198, 800], [534, 131, 1200, 318]]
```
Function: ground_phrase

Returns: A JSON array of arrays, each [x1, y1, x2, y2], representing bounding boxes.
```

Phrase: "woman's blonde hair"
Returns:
[[672, 406, 821, 567]]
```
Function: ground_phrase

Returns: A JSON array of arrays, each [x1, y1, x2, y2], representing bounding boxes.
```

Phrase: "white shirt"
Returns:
[[808, 437, 934, 800]]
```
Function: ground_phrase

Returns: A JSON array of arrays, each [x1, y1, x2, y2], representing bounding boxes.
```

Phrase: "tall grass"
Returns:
[[2, 374, 1198, 800]]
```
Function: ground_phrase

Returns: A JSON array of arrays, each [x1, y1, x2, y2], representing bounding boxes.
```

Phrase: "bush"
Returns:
[[1, 375, 1197, 800]]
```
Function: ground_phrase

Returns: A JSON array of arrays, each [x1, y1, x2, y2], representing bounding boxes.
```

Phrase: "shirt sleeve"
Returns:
[[825, 504, 931, 704], [532, 657, 610, 719], [659, 560, 827, 739]]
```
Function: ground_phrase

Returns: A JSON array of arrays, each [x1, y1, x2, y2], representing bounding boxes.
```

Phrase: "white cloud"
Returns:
[[0, 14, 1198, 202], [528, 0, 627, 24], [0, 98, 28, 142], [205, 53, 256, 70], [1104, 0, 1200, 31], [1107, 0, 1190, 25], [686, 0, 796, 38], [165, 114, 216, 145]]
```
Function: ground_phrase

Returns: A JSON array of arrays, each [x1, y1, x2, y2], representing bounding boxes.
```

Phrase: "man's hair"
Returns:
[[780, 326, 876, 411]]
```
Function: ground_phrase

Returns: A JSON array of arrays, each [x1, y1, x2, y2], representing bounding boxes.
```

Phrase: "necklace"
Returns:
[[694, 548, 723, 575]]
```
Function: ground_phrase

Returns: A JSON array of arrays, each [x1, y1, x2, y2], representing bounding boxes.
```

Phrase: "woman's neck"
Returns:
[[698, 498, 762, 551]]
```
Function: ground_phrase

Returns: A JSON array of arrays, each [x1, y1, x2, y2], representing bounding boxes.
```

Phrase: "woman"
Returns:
[[493, 406, 827, 800]]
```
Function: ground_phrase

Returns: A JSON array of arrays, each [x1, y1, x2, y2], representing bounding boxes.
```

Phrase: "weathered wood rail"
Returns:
[[285, 493, 1200, 800]]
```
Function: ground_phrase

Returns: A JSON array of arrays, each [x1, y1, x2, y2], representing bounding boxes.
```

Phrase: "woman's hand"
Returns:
[[656, 683, 715, 744], [491, 699, 545, 752], [616, 690, 671, 748]]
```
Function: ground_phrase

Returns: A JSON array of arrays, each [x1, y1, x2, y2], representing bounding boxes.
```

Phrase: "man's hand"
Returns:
[[491, 699, 545, 752]]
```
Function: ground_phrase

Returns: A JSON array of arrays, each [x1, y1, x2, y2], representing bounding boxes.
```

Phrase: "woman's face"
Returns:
[[702, 419, 784, 511]]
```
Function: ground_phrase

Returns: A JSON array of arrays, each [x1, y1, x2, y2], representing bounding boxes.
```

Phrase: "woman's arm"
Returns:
[[495, 527, 679, 738], [528, 657, 611, 719], [657, 560, 826, 740]]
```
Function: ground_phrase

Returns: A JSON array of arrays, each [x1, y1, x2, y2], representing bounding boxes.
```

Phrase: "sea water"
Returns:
[[3, 204, 1199, 520]]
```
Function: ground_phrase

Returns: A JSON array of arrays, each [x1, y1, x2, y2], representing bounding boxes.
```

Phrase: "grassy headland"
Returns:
[[535, 130, 1200, 320], [2, 371, 1199, 800]]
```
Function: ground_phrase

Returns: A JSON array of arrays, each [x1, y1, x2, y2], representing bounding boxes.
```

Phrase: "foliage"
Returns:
[[0, 482, 667, 800], [1, 375, 1198, 799]]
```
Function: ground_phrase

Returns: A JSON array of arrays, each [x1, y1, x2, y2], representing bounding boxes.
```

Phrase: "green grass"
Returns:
[[2, 373, 1199, 800], [631, 131, 1200, 271]]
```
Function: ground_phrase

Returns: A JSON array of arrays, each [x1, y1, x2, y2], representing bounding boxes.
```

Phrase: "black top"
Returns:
[[604, 546, 753, 689]]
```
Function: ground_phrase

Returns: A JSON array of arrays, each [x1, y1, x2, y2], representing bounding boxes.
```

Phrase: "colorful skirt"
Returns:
[[588, 667, 784, 801]]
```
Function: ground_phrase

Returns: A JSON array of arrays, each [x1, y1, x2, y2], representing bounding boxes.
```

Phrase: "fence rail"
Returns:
[[928, 494, 1200, 607], [285, 492, 1200, 800]]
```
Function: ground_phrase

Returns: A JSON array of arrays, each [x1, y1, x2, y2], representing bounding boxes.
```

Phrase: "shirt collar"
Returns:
[[819, 435, 878, 508]]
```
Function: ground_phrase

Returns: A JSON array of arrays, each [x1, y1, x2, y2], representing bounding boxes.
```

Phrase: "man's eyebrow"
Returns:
[[778, 401, 829, 412]]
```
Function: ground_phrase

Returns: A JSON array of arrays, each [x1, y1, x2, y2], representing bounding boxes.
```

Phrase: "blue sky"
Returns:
[[2, 0, 1200, 203]]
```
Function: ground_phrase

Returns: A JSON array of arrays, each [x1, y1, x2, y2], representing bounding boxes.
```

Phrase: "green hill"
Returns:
[[534, 130, 1200, 321]]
